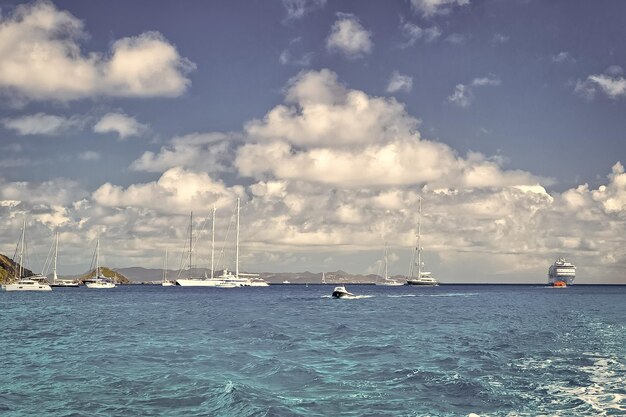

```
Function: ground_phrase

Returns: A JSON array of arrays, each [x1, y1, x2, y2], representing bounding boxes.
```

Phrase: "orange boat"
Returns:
[[552, 280, 567, 288]]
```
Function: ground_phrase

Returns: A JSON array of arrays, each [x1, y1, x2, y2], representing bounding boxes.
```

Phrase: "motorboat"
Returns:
[[332, 286, 354, 298]]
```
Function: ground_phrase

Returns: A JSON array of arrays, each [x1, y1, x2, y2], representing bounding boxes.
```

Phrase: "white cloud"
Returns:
[[2, 112, 83, 135], [551, 51, 574, 64], [326, 13, 373, 58], [130, 132, 237, 173], [576, 70, 626, 100], [282, 0, 326, 20], [238, 69, 540, 190], [410, 0, 469, 17], [471, 75, 501, 87], [92, 167, 243, 215], [93, 112, 148, 140], [399, 20, 441, 47], [0, 1, 195, 102], [0, 177, 86, 206], [591, 162, 626, 213], [447, 83, 472, 107], [386, 71, 413, 93], [448, 75, 501, 107]]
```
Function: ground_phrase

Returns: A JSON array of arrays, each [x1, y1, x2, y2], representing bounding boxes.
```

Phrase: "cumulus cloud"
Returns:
[[130, 132, 238, 173], [93, 112, 148, 139], [93, 167, 243, 215], [2, 112, 84, 135], [386, 71, 413, 93], [410, 0, 469, 17], [575, 67, 626, 100], [238, 69, 540, 190], [0, 177, 86, 206], [326, 13, 373, 58], [0, 1, 195, 102]]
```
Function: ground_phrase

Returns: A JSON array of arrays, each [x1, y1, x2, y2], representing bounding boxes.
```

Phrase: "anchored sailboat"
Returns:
[[84, 239, 116, 289], [376, 242, 403, 286], [406, 197, 439, 286], [1, 217, 52, 292], [49, 232, 79, 288], [162, 248, 175, 286]]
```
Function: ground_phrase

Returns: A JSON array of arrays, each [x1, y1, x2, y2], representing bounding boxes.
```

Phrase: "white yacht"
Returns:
[[1, 217, 52, 292], [176, 201, 267, 287], [548, 258, 576, 286], [84, 239, 116, 289], [376, 242, 403, 286], [406, 197, 439, 286]]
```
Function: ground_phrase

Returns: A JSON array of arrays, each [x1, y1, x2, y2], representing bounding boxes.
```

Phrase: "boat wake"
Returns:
[[387, 293, 479, 298]]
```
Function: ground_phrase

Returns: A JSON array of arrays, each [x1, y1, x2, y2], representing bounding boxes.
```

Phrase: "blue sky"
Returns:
[[1, 0, 625, 283]]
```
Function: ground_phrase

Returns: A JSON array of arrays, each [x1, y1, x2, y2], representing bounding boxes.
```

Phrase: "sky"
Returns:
[[1, 0, 625, 283]]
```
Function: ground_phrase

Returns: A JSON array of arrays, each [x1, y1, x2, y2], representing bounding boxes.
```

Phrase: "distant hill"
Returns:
[[79, 267, 131, 284], [0, 253, 34, 284]]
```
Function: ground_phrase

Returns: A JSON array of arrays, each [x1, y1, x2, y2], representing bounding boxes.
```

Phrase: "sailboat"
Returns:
[[406, 197, 439, 286], [1, 217, 52, 292], [49, 232, 79, 288], [322, 271, 326, 284], [376, 242, 403, 286], [84, 239, 116, 289], [161, 248, 175, 286]]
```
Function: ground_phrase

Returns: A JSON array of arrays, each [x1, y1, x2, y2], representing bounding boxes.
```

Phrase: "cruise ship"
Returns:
[[548, 258, 576, 286]]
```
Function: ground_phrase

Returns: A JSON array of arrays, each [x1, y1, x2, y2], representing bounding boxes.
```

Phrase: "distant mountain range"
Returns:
[[113, 266, 403, 284]]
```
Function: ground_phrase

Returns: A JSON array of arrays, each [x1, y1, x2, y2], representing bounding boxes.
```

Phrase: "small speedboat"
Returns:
[[332, 286, 354, 298]]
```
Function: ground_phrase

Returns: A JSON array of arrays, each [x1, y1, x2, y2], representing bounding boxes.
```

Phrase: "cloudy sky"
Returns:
[[1, 0, 625, 283]]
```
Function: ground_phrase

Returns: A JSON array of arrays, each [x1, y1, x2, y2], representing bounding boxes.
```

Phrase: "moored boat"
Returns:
[[406, 197, 439, 286]]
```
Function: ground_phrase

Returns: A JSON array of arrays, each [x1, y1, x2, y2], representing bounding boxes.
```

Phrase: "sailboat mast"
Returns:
[[53, 232, 59, 283], [95, 238, 100, 277], [384, 242, 389, 280], [189, 211, 193, 272], [211, 206, 216, 279], [18, 217, 26, 279], [163, 248, 168, 283], [235, 198, 240, 278], [417, 197, 422, 278]]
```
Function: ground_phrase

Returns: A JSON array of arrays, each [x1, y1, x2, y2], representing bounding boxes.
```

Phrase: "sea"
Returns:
[[1, 284, 625, 417]]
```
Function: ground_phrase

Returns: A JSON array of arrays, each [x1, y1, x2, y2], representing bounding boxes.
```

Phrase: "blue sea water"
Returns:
[[1, 284, 625, 417]]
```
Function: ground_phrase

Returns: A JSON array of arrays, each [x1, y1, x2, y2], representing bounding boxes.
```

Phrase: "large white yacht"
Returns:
[[406, 197, 439, 286], [176, 201, 268, 287], [548, 258, 576, 286]]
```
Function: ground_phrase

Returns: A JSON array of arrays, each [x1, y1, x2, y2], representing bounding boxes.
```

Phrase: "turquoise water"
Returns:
[[1, 285, 625, 416]]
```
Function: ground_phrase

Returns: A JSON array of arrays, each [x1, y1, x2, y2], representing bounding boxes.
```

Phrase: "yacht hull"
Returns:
[[2, 282, 52, 291]]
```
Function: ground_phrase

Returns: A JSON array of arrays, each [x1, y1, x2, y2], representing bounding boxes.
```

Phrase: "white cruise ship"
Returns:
[[548, 258, 576, 286]]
